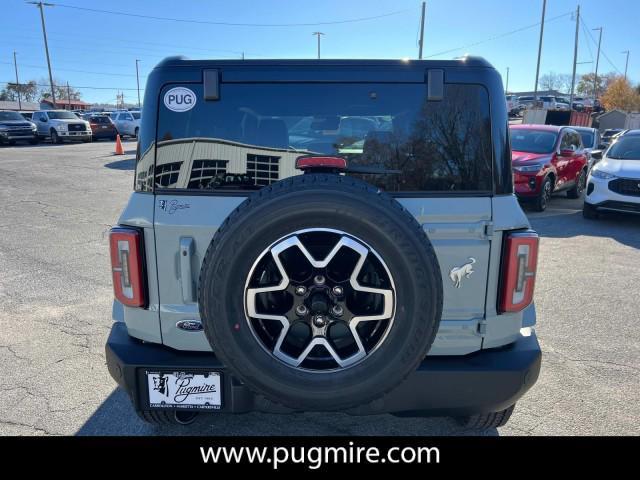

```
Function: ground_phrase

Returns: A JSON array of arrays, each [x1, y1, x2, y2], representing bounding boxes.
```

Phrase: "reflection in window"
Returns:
[[188, 159, 228, 189], [155, 162, 182, 188], [247, 154, 280, 186]]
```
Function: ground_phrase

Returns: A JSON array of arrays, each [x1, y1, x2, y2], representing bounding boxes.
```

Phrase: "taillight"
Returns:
[[109, 227, 146, 307], [295, 155, 347, 171], [499, 230, 539, 313]]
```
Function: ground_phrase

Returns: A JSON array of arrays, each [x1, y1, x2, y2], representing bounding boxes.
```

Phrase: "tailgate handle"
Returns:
[[179, 237, 195, 303]]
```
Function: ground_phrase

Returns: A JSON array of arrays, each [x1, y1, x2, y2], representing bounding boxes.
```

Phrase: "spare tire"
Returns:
[[199, 174, 442, 411]]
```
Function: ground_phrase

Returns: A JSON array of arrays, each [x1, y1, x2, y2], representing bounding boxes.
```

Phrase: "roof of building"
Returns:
[[0, 100, 40, 111], [41, 98, 92, 107]]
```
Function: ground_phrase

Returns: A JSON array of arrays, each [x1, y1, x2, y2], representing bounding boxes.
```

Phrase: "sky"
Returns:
[[0, 0, 638, 104]]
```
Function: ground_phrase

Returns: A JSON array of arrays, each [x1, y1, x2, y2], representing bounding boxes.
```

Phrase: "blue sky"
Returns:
[[0, 0, 638, 104]]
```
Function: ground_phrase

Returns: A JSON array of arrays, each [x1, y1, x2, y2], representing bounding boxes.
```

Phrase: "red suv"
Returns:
[[510, 125, 588, 211]]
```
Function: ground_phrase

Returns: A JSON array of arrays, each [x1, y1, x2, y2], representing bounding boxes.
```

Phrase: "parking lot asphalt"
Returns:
[[0, 141, 638, 436]]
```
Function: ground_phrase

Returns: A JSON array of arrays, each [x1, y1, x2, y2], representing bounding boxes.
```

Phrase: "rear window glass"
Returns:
[[90, 116, 111, 124], [511, 129, 558, 154], [149, 82, 493, 194]]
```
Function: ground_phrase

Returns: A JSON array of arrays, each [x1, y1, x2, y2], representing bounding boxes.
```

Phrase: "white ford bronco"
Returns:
[[106, 57, 541, 428]]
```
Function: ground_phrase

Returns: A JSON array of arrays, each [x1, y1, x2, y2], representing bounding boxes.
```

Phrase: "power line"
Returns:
[[0, 60, 144, 78], [580, 16, 622, 75], [0, 80, 142, 91], [52, 3, 414, 27], [424, 11, 572, 59]]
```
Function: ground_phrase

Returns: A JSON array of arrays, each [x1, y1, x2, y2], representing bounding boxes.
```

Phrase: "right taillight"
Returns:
[[109, 227, 146, 308], [499, 230, 539, 313]]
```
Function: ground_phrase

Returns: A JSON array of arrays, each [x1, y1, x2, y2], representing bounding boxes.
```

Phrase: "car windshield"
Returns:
[[131, 112, 141, 119], [47, 111, 79, 120], [606, 135, 640, 160], [510, 129, 558, 154], [0, 111, 28, 121], [579, 131, 594, 147]]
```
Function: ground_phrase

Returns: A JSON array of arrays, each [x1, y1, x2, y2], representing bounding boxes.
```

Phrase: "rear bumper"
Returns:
[[106, 321, 541, 416]]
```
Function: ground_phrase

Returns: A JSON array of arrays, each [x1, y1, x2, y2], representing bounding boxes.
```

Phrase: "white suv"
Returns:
[[112, 110, 141, 138], [584, 130, 640, 218]]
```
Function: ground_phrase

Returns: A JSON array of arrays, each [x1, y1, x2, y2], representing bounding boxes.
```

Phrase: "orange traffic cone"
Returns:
[[114, 134, 124, 155]]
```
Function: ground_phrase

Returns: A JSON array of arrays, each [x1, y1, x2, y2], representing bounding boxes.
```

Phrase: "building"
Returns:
[[0, 100, 40, 112], [595, 110, 633, 131], [40, 98, 92, 111]]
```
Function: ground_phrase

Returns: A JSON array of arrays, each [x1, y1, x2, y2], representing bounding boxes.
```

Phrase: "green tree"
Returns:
[[576, 72, 616, 97], [0, 80, 39, 102]]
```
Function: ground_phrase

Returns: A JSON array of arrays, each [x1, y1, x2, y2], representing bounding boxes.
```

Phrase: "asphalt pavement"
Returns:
[[0, 141, 638, 436]]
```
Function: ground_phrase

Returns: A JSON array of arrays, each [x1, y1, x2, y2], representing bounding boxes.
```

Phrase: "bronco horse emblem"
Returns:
[[449, 258, 476, 288]]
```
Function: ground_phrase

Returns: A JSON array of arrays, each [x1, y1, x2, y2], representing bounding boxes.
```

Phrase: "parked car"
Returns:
[[506, 95, 520, 116], [539, 96, 566, 111], [518, 96, 535, 110], [87, 114, 118, 141], [0, 110, 38, 145], [112, 110, 141, 138], [601, 128, 624, 147], [106, 56, 541, 429], [572, 126, 605, 169], [584, 130, 640, 218], [510, 124, 588, 211], [32, 110, 92, 143]]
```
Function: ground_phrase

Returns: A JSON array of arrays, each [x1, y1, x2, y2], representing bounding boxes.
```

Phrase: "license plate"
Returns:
[[101, 126, 108, 129], [146, 371, 221, 410]]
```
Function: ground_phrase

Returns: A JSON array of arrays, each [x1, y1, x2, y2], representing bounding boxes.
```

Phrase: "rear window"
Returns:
[[149, 82, 493, 194], [511, 129, 558, 154], [90, 116, 112, 124]]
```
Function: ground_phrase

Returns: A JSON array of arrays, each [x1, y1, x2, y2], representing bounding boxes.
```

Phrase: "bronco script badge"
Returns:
[[449, 257, 476, 288]]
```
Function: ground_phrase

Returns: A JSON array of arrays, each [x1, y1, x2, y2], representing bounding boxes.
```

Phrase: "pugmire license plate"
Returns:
[[146, 371, 221, 410]]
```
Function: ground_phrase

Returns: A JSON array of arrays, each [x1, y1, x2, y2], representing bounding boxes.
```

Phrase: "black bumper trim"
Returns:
[[106, 322, 541, 416]]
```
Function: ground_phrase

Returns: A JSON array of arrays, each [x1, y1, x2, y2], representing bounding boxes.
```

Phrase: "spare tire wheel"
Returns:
[[198, 174, 443, 411]]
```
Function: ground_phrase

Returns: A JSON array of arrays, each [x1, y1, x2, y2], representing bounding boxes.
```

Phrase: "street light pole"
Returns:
[[13, 51, 22, 110], [28, 2, 56, 105], [593, 27, 602, 99], [312, 32, 325, 59], [622, 50, 630, 80], [135, 59, 141, 108], [569, 5, 580, 109], [418, 1, 426, 59], [533, 0, 547, 102]]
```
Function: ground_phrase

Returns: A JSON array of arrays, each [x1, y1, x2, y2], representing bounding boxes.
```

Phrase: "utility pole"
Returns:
[[505, 67, 510, 93], [622, 50, 630, 80], [13, 51, 21, 110], [592, 27, 602, 99], [312, 32, 325, 59], [569, 5, 580, 109], [28, 2, 56, 105], [66, 81, 71, 110], [135, 59, 141, 108], [533, 0, 547, 103], [418, 1, 426, 59]]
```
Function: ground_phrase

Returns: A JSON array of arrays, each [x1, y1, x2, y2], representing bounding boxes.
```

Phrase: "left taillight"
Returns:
[[499, 230, 539, 313], [109, 227, 146, 308]]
